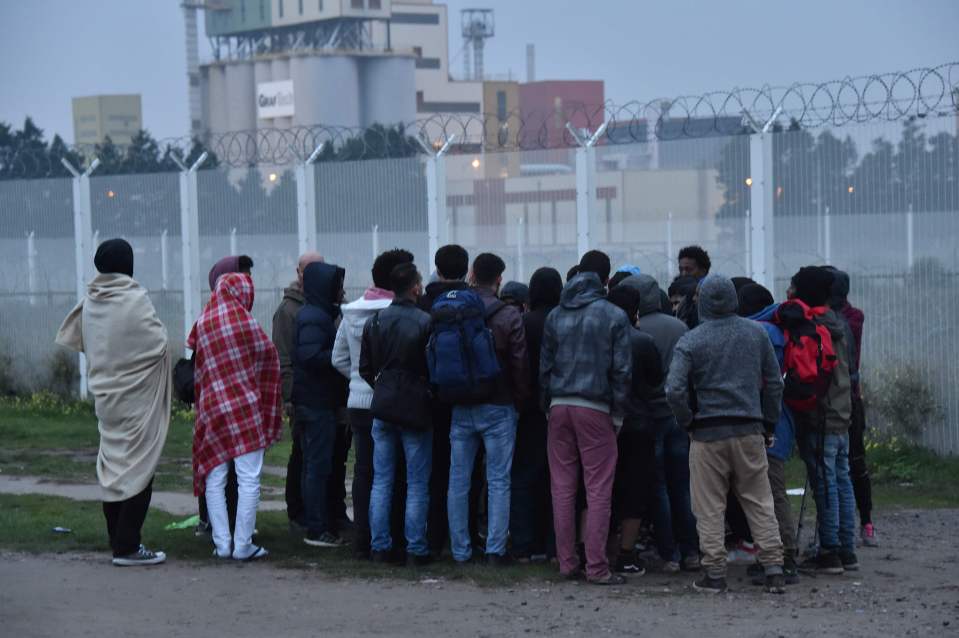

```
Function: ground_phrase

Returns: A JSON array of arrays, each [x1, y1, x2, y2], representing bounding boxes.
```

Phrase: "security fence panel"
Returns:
[[197, 165, 298, 338], [771, 116, 959, 453], [89, 171, 184, 352], [445, 148, 579, 283], [313, 156, 428, 301], [593, 134, 751, 284], [0, 177, 75, 390]]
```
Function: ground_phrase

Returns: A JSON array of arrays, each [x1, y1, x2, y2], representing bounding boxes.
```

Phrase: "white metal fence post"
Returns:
[[61, 157, 99, 398], [516, 215, 526, 282], [907, 203, 915, 269], [824, 205, 832, 265], [160, 229, 169, 290], [568, 122, 608, 260], [295, 144, 324, 256], [26, 231, 37, 306], [744, 209, 752, 279], [419, 136, 454, 262], [749, 128, 776, 291], [177, 152, 207, 356]]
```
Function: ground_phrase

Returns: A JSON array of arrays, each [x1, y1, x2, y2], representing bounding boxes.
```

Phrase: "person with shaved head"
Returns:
[[273, 252, 325, 529]]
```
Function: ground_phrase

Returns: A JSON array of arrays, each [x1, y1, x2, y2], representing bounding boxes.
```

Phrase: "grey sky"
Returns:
[[1, 0, 956, 142]]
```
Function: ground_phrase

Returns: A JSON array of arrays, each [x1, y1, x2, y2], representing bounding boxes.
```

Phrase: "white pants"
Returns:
[[206, 448, 264, 559]]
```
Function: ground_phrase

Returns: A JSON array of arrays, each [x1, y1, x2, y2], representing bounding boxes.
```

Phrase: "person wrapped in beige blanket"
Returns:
[[56, 239, 171, 567]]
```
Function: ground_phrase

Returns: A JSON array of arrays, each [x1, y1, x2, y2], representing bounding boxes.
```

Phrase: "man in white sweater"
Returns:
[[332, 248, 415, 559]]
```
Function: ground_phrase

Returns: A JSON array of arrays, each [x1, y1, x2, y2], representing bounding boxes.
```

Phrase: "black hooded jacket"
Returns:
[[293, 262, 347, 410], [522, 268, 563, 414]]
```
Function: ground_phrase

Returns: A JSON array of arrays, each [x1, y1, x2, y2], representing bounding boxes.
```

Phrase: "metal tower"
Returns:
[[461, 9, 494, 81]]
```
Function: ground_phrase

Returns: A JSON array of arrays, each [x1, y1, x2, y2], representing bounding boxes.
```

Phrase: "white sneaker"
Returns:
[[112, 545, 166, 567]]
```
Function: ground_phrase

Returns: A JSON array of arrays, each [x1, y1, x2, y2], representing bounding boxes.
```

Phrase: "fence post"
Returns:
[[176, 152, 207, 356], [160, 229, 169, 290], [26, 231, 37, 306], [419, 136, 455, 262], [906, 203, 914, 269], [372, 224, 379, 259], [748, 122, 776, 291], [824, 205, 832, 265], [516, 215, 526, 282], [295, 144, 324, 256], [61, 157, 99, 399], [568, 122, 608, 259]]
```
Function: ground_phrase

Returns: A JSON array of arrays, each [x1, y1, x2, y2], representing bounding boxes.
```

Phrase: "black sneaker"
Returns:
[[840, 551, 859, 572], [485, 553, 514, 568], [746, 562, 764, 578], [588, 573, 627, 586], [304, 531, 346, 548], [763, 573, 786, 594], [783, 556, 800, 584], [693, 575, 728, 593], [408, 553, 433, 567], [799, 552, 844, 575], [112, 545, 166, 567], [563, 567, 586, 581], [614, 552, 647, 575]]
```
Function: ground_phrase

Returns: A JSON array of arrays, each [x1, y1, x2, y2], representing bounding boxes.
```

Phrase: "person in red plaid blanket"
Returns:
[[188, 272, 283, 561]]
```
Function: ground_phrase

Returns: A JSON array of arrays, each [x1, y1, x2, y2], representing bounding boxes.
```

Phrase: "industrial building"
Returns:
[[71, 94, 143, 147]]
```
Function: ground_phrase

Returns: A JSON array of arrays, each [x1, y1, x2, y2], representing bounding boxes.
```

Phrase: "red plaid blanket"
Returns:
[[188, 273, 282, 495]]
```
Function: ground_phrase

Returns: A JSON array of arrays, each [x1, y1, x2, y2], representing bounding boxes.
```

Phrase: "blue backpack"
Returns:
[[427, 289, 504, 403]]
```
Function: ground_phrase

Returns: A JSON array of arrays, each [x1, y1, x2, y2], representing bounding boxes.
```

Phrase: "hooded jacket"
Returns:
[[521, 268, 563, 415], [476, 287, 531, 409], [790, 307, 853, 435], [620, 275, 687, 420], [292, 262, 347, 410], [621, 326, 666, 432], [272, 281, 305, 405], [539, 272, 632, 418], [665, 274, 784, 441], [331, 287, 394, 410], [418, 279, 469, 312]]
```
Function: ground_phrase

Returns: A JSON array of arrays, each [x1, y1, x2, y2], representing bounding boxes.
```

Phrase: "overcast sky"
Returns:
[[1, 0, 956, 142]]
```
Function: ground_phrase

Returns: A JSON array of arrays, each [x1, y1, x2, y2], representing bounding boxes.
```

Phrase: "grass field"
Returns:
[[1, 394, 957, 581]]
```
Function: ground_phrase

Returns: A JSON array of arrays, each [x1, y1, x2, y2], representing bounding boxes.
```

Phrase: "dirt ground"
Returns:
[[2, 509, 958, 638]]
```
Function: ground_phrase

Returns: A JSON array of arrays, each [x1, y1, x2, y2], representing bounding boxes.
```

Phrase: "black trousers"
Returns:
[[286, 420, 305, 523], [351, 408, 406, 556], [428, 406, 452, 553], [510, 411, 554, 557], [849, 395, 873, 525], [199, 461, 237, 532], [103, 479, 154, 557], [328, 412, 353, 527]]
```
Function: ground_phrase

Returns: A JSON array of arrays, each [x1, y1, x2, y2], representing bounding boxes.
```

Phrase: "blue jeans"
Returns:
[[298, 406, 336, 536], [799, 431, 856, 553], [448, 404, 517, 561], [370, 419, 432, 557], [652, 417, 699, 561]]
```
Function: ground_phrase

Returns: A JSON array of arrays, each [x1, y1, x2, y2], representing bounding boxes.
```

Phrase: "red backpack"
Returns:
[[772, 299, 838, 413]]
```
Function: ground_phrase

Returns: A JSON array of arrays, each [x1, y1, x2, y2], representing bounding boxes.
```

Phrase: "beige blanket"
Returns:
[[56, 273, 171, 502]]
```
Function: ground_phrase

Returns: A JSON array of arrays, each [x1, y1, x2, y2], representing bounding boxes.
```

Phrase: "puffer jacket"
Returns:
[[665, 274, 784, 440], [292, 262, 347, 410], [539, 272, 632, 418], [331, 287, 393, 410], [359, 298, 432, 387]]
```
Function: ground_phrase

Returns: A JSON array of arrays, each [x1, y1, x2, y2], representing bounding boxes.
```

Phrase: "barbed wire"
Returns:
[[2, 62, 956, 175]]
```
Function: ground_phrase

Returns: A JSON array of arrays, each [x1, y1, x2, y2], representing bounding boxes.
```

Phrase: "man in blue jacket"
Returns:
[[293, 261, 347, 549], [739, 283, 800, 584]]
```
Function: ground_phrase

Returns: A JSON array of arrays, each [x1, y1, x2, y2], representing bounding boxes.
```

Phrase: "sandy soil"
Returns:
[[2, 509, 957, 638]]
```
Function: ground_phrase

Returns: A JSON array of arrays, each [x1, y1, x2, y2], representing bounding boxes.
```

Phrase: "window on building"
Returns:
[[278, 0, 284, 17], [298, 0, 303, 14], [497, 90, 507, 122], [351, 0, 363, 9], [370, 0, 381, 9]]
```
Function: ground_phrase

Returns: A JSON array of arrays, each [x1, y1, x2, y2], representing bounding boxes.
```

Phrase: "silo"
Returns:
[[206, 64, 230, 135], [360, 56, 416, 129], [291, 54, 361, 129], [270, 57, 292, 130], [226, 61, 256, 132]]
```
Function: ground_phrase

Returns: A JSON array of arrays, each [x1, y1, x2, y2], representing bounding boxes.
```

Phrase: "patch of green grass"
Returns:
[[0, 493, 557, 586]]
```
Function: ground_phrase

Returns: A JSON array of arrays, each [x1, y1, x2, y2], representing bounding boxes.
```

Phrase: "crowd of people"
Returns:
[[58, 238, 880, 593]]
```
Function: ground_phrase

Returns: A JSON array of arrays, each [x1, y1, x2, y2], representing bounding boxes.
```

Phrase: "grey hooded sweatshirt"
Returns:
[[620, 274, 688, 420], [666, 274, 784, 442]]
